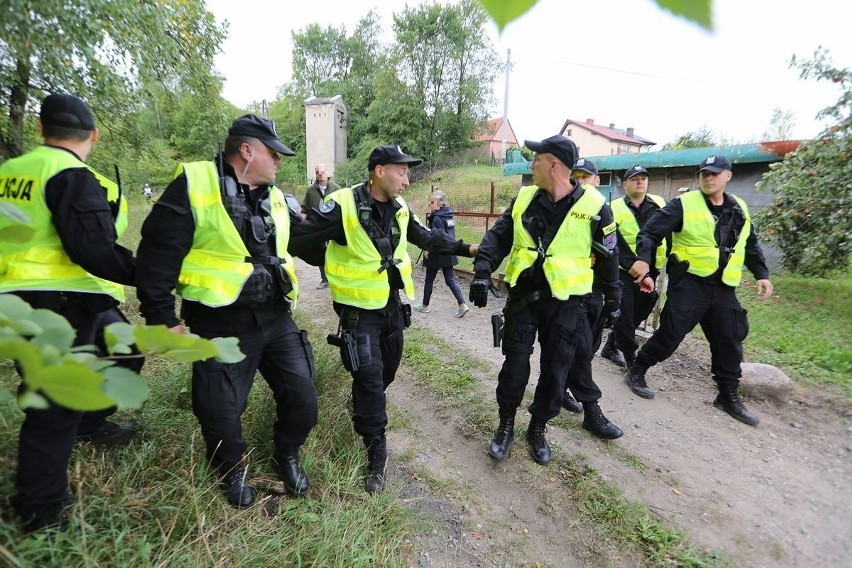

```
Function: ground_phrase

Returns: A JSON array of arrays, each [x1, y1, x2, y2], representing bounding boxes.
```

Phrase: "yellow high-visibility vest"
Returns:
[[504, 185, 609, 299], [324, 186, 415, 309], [0, 145, 126, 300], [611, 194, 667, 271], [176, 161, 298, 306], [670, 190, 751, 287]]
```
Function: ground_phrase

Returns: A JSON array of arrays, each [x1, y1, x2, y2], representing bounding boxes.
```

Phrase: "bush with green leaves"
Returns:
[[0, 294, 244, 411], [756, 48, 852, 276]]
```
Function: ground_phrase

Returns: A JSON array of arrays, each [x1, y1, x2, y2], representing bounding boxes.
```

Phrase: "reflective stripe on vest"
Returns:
[[611, 194, 667, 271], [670, 190, 751, 287], [324, 186, 415, 309], [503, 185, 605, 299], [0, 145, 126, 300], [176, 161, 298, 307]]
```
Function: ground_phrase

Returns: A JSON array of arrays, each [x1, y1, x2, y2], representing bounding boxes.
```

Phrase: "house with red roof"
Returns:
[[471, 116, 518, 164], [560, 118, 655, 156]]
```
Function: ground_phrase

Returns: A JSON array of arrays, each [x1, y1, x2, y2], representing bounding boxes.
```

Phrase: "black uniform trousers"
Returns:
[[636, 275, 749, 386], [497, 296, 590, 421], [613, 270, 660, 359], [12, 293, 142, 525], [187, 302, 318, 471], [563, 292, 604, 403], [335, 291, 405, 440]]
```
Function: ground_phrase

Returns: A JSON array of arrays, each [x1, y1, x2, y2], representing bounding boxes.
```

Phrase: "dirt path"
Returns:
[[294, 259, 852, 567]]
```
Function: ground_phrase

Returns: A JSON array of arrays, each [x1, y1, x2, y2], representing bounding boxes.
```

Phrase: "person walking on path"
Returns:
[[413, 189, 470, 318], [625, 155, 773, 426]]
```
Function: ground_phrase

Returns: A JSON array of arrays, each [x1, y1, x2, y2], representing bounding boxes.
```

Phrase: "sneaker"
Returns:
[[455, 304, 470, 318], [77, 421, 138, 447], [413, 304, 430, 313]]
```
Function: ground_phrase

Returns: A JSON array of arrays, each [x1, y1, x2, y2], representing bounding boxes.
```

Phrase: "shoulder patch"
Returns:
[[602, 221, 617, 236], [319, 199, 336, 214], [603, 232, 618, 250]]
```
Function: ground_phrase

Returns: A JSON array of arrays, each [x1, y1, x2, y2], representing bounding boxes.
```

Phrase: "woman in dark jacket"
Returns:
[[414, 190, 470, 317]]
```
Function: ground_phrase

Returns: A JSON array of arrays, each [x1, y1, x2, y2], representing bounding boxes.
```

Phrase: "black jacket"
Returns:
[[474, 182, 621, 304], [135, 155, 322, 328], [423, 205, 459, 268], [289, 182, 473, 292], [635, 191, 769, 282]]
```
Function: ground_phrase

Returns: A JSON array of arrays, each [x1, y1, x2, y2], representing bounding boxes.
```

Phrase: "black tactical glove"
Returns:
[[603, 300, 621, 329], [469, 278, 490, 308]]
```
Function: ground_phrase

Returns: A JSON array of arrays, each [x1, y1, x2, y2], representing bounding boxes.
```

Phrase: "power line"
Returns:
[[526, 54, 711, 83]]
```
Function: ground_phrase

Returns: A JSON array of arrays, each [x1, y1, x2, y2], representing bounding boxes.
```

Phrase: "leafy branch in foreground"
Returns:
[[0, 294, 244, 412]]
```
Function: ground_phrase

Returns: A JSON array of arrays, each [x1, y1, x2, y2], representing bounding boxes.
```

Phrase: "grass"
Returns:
[[740, 274, 852, 397], [0, 312, 418, 567]]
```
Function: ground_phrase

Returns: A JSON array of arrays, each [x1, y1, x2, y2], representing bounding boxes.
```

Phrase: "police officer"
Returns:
[[558, 158, 623, 440], [599, 165, 666, 368], [0, 93, 140, 532], [625, 155, 773, 426], [470, 136, 622, 464], [136, 114, 320, 507], [290, 145, 478, 493]]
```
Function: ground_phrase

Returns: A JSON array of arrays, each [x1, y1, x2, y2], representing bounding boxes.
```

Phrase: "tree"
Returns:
[[290, 10, 386, 158], [0, 0, 226, 160], [756, 48, 852, 276], [663, 126, 727, 150], [762, 107, 796, 141], [379, 0, 499, 159]]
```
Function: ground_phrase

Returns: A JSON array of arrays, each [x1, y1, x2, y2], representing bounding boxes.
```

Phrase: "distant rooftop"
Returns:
[[503, 141, 801, 176], [561, 118, 655, 146]]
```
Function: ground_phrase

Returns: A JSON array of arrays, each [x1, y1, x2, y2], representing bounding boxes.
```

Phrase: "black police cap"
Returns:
[[228, 114, 295, 156], [40, 93, 96, 131], [524, 135, 578, 169], [368, 145, 423, 170]]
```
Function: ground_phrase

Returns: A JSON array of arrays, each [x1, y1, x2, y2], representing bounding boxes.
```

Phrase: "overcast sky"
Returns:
[[205, 0, 851, 148]]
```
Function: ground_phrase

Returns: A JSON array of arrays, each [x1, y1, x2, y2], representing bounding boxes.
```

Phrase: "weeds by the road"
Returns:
[[0, 312, 416, 567]]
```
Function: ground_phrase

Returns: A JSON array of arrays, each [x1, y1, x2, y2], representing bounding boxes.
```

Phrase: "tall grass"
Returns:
[[0, 314, 416, 567]]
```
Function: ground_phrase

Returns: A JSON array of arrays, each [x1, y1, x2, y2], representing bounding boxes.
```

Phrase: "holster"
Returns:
[[401, 303, 412, 329], [327, 329, 361, 372], [491, 312, 504, 348], [667, 254, 690, 285]]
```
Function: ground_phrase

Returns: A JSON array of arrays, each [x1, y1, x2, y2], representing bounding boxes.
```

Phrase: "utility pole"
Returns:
[[261, 99, 269, 119], [500, 49, 511, 165]]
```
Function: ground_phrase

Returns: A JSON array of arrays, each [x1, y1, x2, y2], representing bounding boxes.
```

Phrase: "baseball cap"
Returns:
[[697, 155, 732, 173], [623, 165, 649, 181], [367, 145, 423, 170], [40, 93, 95, 131], [228, 114, 295, 156], [524, 135, 578, 168], [572, 158, 598, 175]]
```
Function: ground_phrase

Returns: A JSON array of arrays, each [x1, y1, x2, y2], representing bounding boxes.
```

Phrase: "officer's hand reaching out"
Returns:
[[755, 279, 773, 301], [629, 260, 650, 284], [469, 278, 490, 308], [638, 275, 655, 293]]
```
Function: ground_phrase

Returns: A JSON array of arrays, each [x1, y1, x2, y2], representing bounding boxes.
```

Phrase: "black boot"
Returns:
[[626, 362, 655, 399], [276, 451, 310, 496], [714, 384, 760, 426], [488, 414, 515, 461], [364, 436, 387, 493], [221, 464, 254, 508], [582, 401, 624, 439], [600, 334, 626, 367], [526, 418, 551, 465], [561, 392, 583, 413], [76, 421, 138, 448]]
